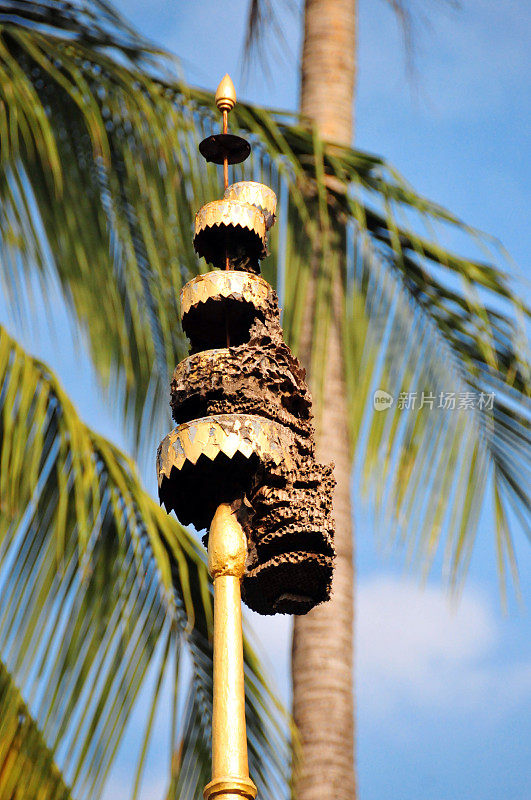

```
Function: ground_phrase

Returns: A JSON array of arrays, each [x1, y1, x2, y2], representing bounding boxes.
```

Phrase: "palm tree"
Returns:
[[0, 2, 528, 799], [293, 5, 358, 796]]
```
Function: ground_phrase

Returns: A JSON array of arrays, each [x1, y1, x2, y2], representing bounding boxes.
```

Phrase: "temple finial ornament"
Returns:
[[157, 73, 336, 799]]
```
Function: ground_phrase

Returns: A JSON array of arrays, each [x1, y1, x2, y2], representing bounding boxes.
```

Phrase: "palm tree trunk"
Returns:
[[292, 2, 357, 799], [299, 0, 357, 142]]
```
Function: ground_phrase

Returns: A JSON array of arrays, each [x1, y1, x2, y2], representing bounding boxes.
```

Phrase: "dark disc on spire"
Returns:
[[199, 133, 251, 165]]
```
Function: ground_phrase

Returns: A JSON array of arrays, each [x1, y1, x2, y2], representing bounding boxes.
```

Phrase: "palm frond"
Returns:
[[0, 658, 71, 800], [0, 0, 528, 590], [342, 237, 528, 594], [381, 0, 460, 75], [241, 0, 296, 79], [0, 324, 291, 800]]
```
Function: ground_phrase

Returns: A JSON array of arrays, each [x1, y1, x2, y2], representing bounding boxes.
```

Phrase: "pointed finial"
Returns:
[[198, 74, 249, 168], [215, 74, 237, 113]]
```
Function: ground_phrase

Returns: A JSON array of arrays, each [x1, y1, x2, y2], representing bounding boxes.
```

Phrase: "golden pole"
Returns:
[[222, 108, 229, 190], [203, 504, 257, 800], [215, 75, 236, 199]]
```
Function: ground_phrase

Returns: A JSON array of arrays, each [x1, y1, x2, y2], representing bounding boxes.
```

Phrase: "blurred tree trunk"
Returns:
[[291, 2, 357, 799]]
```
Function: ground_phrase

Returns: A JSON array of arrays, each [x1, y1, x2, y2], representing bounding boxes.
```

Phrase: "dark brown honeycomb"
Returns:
[[164, 277, 336, 616]]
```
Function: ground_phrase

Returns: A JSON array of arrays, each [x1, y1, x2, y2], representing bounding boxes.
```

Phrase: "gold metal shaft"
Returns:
[[222, 109, 230, 276], [222, 109, 229, 191], [203, 504, 257, 800]]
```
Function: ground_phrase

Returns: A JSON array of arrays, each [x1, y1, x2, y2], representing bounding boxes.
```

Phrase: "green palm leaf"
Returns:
[[0, 324, 290, 799], [0, 658, 71, 800]]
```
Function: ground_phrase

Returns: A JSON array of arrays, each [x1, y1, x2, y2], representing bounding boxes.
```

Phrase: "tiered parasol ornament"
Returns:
[[156, 75, 335, 800]]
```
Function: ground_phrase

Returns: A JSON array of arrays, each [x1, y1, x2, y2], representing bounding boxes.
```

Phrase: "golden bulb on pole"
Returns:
[[215, 73, 237, 113]]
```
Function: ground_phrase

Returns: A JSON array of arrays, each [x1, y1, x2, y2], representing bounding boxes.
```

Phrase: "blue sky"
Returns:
[[1, 1, 530, 798]]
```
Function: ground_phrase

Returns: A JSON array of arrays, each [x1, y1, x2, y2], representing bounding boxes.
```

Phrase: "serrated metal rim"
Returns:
[[180, 269, 272, 319], [157, 413, 294, 482]]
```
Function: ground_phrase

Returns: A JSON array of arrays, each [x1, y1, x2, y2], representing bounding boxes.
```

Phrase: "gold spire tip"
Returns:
[[215, 74, 237, 113]]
